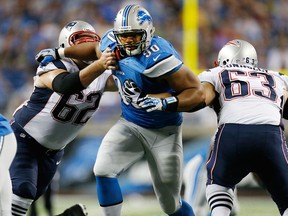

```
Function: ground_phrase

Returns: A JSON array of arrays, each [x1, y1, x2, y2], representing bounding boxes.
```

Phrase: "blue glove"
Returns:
[[35, 48, 60, 66], [138, 96, 179, 112]]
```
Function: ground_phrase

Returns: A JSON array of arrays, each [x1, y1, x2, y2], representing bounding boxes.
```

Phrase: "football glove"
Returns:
[[138, 96, 179, 112], [35, 47, 61, 66]]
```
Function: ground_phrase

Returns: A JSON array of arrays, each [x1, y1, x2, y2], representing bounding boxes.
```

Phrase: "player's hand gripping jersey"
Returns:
[[199, 64, 288, 125], [100, 29, 183, 128], [12, 58, 111, 150]]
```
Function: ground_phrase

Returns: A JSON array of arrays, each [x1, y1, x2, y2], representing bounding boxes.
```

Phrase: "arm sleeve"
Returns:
[[52, 72, 85, 94]]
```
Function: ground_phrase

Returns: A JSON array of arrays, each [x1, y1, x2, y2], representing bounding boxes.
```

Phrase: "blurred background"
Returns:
[[1, 0, 287, 215]]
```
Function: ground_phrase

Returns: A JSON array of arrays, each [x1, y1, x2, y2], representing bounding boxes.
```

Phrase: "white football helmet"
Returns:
[[113, 4, 155, 56], [58, 20, 101, 48], [217, 39, 258, 67]]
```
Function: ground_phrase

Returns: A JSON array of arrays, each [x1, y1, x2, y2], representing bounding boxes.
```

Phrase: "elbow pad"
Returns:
[[52, 72, 85, 94]]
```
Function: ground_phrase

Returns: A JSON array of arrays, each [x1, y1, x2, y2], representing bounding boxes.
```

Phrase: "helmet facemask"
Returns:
[[113, 4, 155, 56], [58, 20, 101, 48], [67, 30, 101, 47], [113, 29, 147, 56]]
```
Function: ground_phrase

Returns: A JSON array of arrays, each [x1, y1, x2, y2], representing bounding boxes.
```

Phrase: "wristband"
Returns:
[[163, 96, 179, 112], [57, 47, 65, 58]]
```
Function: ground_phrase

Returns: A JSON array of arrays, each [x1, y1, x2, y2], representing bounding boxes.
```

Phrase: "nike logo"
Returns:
[[56, 160, 61, 165], [153, 54, 161, 61]]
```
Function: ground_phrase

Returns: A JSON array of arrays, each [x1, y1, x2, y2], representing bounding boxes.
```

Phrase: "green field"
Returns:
[[31, 193, 279, 216]]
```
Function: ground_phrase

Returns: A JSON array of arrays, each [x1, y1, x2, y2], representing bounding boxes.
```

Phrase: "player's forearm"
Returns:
[[79, 59, 106, 87], [62, 42, 99, 60], [144, 87, 206, 112], [77, 47, 117, 87], [176, 87, 206, 112]]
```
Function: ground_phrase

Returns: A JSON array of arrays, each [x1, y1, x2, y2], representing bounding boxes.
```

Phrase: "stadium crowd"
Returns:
[[198, 0, 288, 70], [0, 0, 182, 115], [1, 0, 288, 119]]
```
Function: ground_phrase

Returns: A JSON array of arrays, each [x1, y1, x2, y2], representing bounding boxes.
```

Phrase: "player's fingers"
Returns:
[[104, 47, 112, 53], [107, 65, 117, 70], [146, 107, 156, 112]]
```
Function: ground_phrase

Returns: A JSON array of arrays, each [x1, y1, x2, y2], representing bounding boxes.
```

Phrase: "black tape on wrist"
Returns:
[[163, 96, 179, 112]]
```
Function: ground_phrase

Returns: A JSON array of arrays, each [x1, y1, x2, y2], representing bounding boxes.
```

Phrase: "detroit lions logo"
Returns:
[[65, 21, 77, 31], [137, 10, 152, 25]]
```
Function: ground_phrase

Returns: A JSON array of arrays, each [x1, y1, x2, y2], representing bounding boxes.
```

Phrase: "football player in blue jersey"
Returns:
[[93, 4, 205, 216], [37, 4, 205, 216], [9, 20, 117, 216], [0, 114, 17, 216]]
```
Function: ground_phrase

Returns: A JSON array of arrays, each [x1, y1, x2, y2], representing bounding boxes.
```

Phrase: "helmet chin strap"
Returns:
[[125, 47, 141, 56], [124, 42, 145, 56]]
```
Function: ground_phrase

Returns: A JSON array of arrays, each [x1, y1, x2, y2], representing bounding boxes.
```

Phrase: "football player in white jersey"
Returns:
[[192, 39, 288, 216], [9, 20, 117, 216], [0, 114, 17, 216]]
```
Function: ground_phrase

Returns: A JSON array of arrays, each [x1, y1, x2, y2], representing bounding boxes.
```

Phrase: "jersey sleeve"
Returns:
[[199, 69, 215, 84], [267, 70, 288, 119], [143, 54, 182, 78], [0, 114, 13, 135], [198, 67, 223, 94], [36, 59, 76, 76], [279, 73, 288, 90], [100, 29, 117, 52], [143, 37, 183, 78], [89, 70, 112, 94], [268, 70, 288, 90]]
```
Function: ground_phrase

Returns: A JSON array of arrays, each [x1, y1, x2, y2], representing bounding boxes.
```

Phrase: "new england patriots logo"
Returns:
[[137, 10, 152, 25], [65, 21, 77, 31]]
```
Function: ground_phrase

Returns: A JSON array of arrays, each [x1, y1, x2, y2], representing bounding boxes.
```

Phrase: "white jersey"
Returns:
[[199, 64, 288, 125], [13, 58, 111, 150]]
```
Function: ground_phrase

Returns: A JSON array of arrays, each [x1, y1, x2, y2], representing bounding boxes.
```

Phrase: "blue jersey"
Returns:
[[0, 114, 13, 136], [100, 29, 183, 128]]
